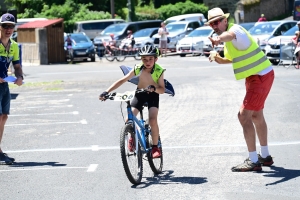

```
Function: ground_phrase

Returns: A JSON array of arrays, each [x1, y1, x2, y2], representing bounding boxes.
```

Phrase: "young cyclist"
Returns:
[[99, 44, 165, 158]]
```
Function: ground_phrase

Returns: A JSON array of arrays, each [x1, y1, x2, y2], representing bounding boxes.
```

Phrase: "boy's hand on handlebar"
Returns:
[[147, 85, 156, 92], [99, 91, 109, 101]]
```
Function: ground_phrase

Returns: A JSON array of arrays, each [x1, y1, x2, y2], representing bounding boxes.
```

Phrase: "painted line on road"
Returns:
[[87, 164, 98, 172], [10, 111, 79, 117], [11, 99, 70, 104], [11, 105, 73, 109], [5, 119, 87, 126], [0, 166, 87, 172], [5, 141, 300, 154]]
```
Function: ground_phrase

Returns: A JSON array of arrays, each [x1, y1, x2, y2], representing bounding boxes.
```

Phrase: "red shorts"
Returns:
[[242, 70, 274, 111]]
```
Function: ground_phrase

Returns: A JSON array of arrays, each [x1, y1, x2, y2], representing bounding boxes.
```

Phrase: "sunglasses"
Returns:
[[209, 18, 224, 27], [1, 24, 15, 29]]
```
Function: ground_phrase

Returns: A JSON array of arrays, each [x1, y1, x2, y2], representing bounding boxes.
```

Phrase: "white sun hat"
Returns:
[[205, 7, 230, 25]]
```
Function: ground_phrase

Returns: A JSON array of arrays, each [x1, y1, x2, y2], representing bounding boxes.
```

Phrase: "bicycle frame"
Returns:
[[125, 100, 150, 154]]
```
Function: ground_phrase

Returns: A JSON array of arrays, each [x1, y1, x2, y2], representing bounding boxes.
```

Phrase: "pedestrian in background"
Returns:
[[292, 30, 300, 69], [258, 14, 267, 22], [158, 22, 169, 57], [0, 13, 24, 165], [199, 16, 204, 26], [207, 7, 274, 172]]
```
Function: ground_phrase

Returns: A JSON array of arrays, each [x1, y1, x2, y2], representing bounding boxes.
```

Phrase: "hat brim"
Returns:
[[1, 21, 15, 25], [205, 13, 230, 25]]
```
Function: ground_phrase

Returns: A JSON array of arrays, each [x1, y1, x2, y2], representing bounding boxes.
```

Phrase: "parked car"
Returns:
[[265, 25, 298, 65], [176, 26, 212, 57], [248, 20, 297, 51], [93, 20, 162, 47], [64, 33, 96, 62], [73, 19, 125, 40], [239, 22, 257, 31], [132, 27, 159, 48], [165, 13, 207, 25], [176, 26, 224, 57], [152, 20, 201, 52]]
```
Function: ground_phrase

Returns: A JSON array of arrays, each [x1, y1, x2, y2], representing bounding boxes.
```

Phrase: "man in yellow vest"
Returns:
[[206, 8, 274, 172]]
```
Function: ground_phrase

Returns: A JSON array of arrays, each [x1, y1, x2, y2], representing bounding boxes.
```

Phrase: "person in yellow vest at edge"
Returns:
[[207, 8, 274, 172]]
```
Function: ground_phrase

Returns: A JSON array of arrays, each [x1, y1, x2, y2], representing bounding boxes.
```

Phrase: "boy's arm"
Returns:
[[105, 69, 135, 93], [155, 72, 166, 94]]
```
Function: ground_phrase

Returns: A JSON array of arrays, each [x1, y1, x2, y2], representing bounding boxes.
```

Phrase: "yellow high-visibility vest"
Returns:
[[134, 63, 165, 84], [224, 23, 271, 80]]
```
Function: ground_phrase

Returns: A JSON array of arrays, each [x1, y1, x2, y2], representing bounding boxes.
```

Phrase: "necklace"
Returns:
[[0, 39, 11, 62]]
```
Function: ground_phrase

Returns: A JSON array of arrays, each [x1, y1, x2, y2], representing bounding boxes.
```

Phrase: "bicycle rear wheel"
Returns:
[[120, 124, 143, 185], [104, 48, 115, 62], [145, 120, 163, 174]]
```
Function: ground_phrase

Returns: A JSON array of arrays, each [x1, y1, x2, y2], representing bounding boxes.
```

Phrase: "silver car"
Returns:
[[248, 20, 297, 51], [152, 20, 201, 52]]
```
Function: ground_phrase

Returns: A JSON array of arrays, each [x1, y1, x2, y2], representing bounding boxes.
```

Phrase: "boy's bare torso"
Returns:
[[136, 68, 157, 89]]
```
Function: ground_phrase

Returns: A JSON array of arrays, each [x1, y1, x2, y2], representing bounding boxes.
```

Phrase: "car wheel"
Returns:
[[270, 59, 279, 65], [91, 56, 96, 62], [180, 54, 186, 57]]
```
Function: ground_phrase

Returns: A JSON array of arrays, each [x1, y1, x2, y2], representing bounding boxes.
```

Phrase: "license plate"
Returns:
[[181, 47, 191, 50], [76, 51, 87, 55], [270, 50, 279, 54]]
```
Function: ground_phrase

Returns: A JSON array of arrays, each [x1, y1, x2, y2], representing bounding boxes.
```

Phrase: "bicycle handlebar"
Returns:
[[100, 89, 151, 102]]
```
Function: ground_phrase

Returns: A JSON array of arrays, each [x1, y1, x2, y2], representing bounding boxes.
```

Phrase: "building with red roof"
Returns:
[[17, 18, 65, 64]]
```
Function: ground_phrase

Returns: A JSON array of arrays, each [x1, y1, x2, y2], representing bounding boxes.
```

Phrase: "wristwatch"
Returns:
[[17, 75, 24, 80]]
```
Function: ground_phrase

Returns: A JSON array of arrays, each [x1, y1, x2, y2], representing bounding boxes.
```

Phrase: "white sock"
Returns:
[[260, 146, 270, 158], [249, 151, 258, 163]]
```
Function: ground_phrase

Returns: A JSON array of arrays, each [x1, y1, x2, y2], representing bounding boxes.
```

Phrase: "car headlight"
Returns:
[[89, 45, 95, 51]]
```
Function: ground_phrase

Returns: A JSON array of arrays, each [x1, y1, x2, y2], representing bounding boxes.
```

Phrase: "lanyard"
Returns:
[[0, 39, 11, 62]]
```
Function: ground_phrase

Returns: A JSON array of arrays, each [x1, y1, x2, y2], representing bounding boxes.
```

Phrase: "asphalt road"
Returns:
[[1, 55, 300, 200]]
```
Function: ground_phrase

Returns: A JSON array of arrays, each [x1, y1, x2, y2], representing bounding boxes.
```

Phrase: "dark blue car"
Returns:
[[64, 33, 96, 62]]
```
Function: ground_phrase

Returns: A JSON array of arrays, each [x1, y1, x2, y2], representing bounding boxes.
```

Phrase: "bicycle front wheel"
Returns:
[[120, 124, 143, 185], [115, 49, 126, 62], [145, 120, 163, 174]]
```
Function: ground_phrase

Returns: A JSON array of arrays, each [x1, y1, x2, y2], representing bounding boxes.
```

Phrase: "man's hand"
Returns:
[[0, 78, 6, 84], [14, 77, 23, 86], [208, 36, 221, 48], [208, 54, 232, 64]]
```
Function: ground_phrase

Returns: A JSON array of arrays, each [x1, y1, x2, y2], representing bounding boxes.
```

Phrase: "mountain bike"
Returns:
[[104, 90, 163, 185]]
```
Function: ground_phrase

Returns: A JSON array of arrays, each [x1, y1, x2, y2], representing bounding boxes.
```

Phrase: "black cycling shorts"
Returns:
[[130, 91, 159, 111]]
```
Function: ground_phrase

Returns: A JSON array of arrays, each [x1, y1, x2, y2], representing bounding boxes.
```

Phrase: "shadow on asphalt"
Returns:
[[9, 162, 67, 167], [132, 170, 207, 188], [263, 166, 300, 186], [10, 93, 19, 100]]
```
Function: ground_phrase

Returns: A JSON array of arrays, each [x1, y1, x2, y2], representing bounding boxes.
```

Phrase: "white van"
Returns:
[[165, 13, 207, 25], [73, 19, 125, 40]]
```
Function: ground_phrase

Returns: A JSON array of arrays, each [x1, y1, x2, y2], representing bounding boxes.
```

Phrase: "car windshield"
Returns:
[[283, 25, 298, 36], [133, 29, 154, 38], [240, 23, 255, 31], [187, 29, 212, 37], [249, 22, 281, 35], [166, 24, 186, 32], [65, 34, 90, 43], [101, 24, 127, 35], [71, 34, 90, 43]]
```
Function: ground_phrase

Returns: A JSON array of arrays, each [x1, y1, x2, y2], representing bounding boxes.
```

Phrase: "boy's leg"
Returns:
[[148, 107, 159, 145]]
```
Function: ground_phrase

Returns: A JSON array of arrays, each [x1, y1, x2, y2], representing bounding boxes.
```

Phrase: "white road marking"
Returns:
[[91, 145, 99, 151], [5, 120, 87, 126], [11, 99, 70, 103], [9, 111, 79, 117], [87, 164, 98, 172], [5, 141, 300, 154], [0, 167, 87, 172], [11, 105, 73, 109]]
